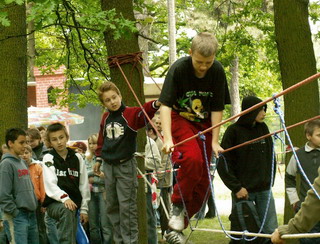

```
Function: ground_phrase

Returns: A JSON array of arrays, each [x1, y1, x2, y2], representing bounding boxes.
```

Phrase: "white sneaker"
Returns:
[[164, 230, 186, 244], [168, 204, 185, 231]]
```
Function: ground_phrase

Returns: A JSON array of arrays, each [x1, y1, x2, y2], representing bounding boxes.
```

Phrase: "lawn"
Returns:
[[159, 164, 286, 243]]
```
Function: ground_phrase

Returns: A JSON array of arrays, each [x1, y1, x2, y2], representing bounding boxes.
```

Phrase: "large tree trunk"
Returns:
[[273, 0, 319, 228], [27, 2, 36, 82], [100, 1, 148, 243], [0, 3, 27, 146]]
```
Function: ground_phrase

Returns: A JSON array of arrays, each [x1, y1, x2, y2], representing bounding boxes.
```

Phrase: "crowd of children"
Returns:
[[0, 31, 319, 244]]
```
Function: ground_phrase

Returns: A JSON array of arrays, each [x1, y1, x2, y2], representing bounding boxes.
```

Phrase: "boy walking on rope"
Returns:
[[217, 96, 278, 240], [94, 81, 160, 244], [285, 119, 320, 244], [159, 32, 230, 242]]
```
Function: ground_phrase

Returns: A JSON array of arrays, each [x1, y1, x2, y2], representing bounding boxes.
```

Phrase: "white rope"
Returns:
[[192, 228, 320, 239]]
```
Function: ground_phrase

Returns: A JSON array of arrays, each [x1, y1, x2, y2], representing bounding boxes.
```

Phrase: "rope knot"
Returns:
[[198, 132, 206, 141]]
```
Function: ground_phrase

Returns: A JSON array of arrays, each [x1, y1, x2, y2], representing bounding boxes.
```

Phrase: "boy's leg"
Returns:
[[169, 113, 211, 231], [116, 158, 138, 244], [88, 192, 102, 243], [44, 212, 59, 244], [98, 192, 113, 244], [47, 202, 77, 244], [104, 163, 121, 243], [36, 204, 48, 244], [27, 211, 39, 244], [250, 190, 278, 234]]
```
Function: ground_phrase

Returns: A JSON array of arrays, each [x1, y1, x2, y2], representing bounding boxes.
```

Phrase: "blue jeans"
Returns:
[[7, 209, 39, 244], [44, 212, 59, 244], [0, 220, 10, 243], [232, 190, 278, 234], [88, 192, 113, 244]]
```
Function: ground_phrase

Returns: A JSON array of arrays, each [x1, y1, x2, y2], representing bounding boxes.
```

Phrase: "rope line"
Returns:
[[173, 72, 320, 149]]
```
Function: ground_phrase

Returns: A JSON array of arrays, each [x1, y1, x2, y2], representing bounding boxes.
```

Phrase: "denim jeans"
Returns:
[[88, 192, 113, 244], [0, 220, 10, 243], [44, 212, 59, 244], [232, 189, 278, 234], [6, 209, 39, 244]]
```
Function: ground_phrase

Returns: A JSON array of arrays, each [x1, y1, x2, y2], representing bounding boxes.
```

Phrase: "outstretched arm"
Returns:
[[211, 111, 223, 158], [160, 104, 174, 154]]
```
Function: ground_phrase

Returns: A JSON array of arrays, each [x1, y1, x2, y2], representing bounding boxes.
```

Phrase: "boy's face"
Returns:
[[190, 50, 215, 78], [48, 130, 68, 154], [307, 127, 320, 149], [8, 135, 27, 158], [102, 90, 122, 112], [255, 109, 266, 123], [21, 149, 32, 164], [27, 136, 40, 149]]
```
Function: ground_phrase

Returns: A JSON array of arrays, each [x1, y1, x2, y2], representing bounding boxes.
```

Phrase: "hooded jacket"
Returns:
[[0, 153, 38, 217], [217, 96, 275, 193]]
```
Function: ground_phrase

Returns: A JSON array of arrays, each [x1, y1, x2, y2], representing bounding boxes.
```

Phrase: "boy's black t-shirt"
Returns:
[[159, 56, 231, 122]]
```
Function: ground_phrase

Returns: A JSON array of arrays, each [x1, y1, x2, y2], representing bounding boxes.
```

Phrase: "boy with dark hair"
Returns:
[[217, 96, 278, 239], [27, 128, 47, 160], [285, 119, 320, 243], [42, 123, 90, 244], [94, 81, 160, 244], [159, 32, 230, 242], [0, 128, 39, 243]]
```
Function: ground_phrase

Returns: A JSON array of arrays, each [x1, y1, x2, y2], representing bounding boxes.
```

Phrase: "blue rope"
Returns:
[[273, 96, 320, 200]]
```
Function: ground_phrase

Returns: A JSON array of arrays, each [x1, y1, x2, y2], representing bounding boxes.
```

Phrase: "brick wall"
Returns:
[[34, 67, 66, 107]]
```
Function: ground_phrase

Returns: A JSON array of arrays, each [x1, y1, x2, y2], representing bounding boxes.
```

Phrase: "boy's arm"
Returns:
[[160, 104, 174, 154], [77, 154, 90, 215], [285, 155, 300, 207], [0, 164, 19, 217], [42, 154, 70, 203], [211, 111, 223, 158]]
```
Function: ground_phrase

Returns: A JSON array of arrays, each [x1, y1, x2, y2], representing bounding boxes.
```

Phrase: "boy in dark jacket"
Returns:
[[42, 123, 90, 244], [0, 128, 39, 244], [94, 81, 160, 244], [217, 96, 278, 237]]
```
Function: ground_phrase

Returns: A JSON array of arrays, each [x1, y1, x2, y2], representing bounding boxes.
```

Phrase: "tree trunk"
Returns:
[[167, 0, 177, 65], [0, 3, 27, 146], [100, 1, 148, 243], [27, 2, 36, 82], [273, 0, 319, 229], [229, 56, 240, 120]]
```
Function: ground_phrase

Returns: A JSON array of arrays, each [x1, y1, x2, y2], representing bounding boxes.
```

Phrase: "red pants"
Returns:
[[171, 112, 212, 226]]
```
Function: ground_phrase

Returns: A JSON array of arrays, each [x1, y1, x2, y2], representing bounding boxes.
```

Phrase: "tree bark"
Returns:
[[229, 56, 240, 120], [0, 3, 27, 146], [273, 0, 319, 229], [100, 1, 148, 243]]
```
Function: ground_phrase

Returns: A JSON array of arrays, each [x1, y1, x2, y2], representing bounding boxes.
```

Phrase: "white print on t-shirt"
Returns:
[[56, 168, 79, 177], [105, 122, 125, 139]]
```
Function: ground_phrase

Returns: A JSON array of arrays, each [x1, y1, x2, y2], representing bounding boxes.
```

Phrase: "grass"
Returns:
[[158, 164, 286, 243]]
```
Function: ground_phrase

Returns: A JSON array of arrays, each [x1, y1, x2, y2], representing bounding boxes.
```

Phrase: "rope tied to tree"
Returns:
[[107, 51, 143, 67]]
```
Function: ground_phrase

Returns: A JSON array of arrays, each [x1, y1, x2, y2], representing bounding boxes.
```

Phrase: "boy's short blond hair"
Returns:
[[304, 119, 320, 136], [191, 32, 218, 57], [98, 81, 121, 103], [25, 145, 33, 153]]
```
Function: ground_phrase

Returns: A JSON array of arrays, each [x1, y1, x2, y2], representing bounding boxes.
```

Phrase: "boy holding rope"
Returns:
[[217, 96, 278, 240], [94, 81, 160, 244], [284, 119, 320, 244], [159, 32, 230, 242]]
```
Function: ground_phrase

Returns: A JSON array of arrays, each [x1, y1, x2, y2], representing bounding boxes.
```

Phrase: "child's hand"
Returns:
[[64, 199, 77, 211], [271, 229, 285, 244], [155, 100, 161, 108], [80, 213, 89, 225], [211, 141, 223, 158], [93, 162, 101, 174]]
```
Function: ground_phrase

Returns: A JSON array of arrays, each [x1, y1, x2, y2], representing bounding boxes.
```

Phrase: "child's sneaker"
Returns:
[[168, 204, 185, 231], [164, 230, 186, 244]]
